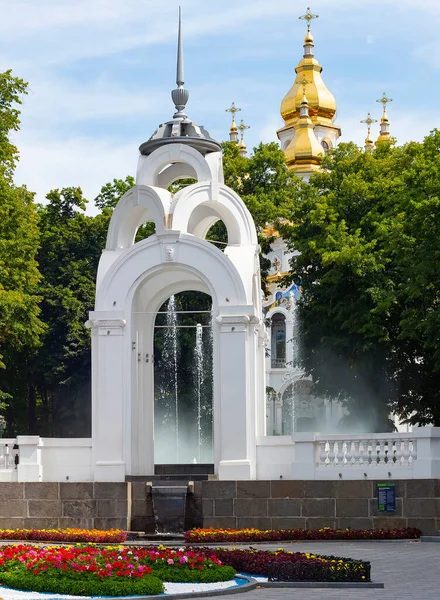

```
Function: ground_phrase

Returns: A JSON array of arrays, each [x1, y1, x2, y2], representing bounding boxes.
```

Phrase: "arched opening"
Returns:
[[205, 220, 228, 251], [271, 312, 286, 368], [153, 291, 213, 465]]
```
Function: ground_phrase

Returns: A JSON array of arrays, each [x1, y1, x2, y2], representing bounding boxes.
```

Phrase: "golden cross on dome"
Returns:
[[376, 92, 393, 115], [225, 102, 241, 120], [360, 112, 378, 133], [238, 119, 250, 139], [299, 7, 319, 30], [299, 77, 309, 95]]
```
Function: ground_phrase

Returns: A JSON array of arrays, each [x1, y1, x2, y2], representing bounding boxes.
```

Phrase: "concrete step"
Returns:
[[126, 474, 212, 483]]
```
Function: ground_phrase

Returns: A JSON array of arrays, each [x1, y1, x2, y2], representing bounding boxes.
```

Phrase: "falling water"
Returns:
[[195, 323, 204, 462], [281, 296, 299, 435], [164, 295, 179, 460]]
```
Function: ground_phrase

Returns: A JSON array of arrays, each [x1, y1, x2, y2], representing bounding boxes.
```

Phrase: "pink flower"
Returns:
[[179, 556, 189, 563], [167, 558, 174, 565]]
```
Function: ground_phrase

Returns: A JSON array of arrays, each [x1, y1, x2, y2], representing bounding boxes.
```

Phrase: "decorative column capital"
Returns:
[[85, 318, 126, 336]]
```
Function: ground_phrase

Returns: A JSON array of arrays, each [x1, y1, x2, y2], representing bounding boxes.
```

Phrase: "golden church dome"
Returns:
[[280, 24, 337, 127], [284, 92, 323, 171]]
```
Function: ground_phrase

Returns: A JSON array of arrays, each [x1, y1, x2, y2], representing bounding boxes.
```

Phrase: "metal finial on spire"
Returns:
[[360, 112, 378, 133], [171, 6, 189, 119], [238, 119, 250, 141], [299, 7, 319, 30], [225, 102, 242, 122], [376, 92, 393, 118], [238, 119, 250, 156], [226, 102, 241, 142], [176, 6, 184, 87]]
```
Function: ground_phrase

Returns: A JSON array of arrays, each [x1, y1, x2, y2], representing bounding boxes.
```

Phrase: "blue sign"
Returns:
[[377, 482, 396, 512]]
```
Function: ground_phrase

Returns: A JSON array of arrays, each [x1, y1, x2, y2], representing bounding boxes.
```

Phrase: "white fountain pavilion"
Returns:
[[85, 17, 266, 482]]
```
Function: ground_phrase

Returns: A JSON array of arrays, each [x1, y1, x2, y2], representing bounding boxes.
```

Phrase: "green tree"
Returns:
[[279, 134, 440, 428], [0, 71, 44, 426], [31, 187, 104, 435]]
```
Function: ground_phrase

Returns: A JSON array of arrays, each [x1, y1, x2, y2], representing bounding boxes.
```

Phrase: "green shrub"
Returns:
[[0, 571, 164, 597]]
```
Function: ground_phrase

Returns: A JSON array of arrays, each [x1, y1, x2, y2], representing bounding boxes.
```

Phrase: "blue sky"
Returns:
[[2, 0, 440, 211]]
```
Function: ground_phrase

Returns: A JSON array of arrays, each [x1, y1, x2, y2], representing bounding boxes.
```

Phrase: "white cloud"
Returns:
[[4, 0, 440, 208], [13, 133, 138, 214]]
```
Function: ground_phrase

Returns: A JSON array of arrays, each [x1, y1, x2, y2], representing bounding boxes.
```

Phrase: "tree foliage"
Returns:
[[0, 71, 44, 416], [279, 133, 440, 427]]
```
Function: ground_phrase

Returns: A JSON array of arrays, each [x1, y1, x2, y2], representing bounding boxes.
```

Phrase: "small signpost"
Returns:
[[377, 482, 396, 512]]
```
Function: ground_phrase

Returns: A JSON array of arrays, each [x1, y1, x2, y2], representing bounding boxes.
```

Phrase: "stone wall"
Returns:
[[194, 479, 440, 536], [1, 480, 439, 536], [0, 482, 129, 530]]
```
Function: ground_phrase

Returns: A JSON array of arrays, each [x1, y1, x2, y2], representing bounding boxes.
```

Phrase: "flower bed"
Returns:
[[192, 547, 371, 582], [0, 528, 127, 543], [185, 526, 421, 543], [0, 544, 235, 597]]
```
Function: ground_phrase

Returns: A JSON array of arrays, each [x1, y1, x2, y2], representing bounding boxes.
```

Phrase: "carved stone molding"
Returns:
[[85, 319, 126, 330], [215, 315, 250, 326]]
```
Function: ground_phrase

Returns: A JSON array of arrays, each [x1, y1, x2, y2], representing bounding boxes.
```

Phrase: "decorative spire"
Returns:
[[238, 119, 250, 157], [376, 92, 393, 143], [225, 102, 241, 143], [360, 112, 377, 150], [171, 7, 189, 120], [299, 7, 318, 50]]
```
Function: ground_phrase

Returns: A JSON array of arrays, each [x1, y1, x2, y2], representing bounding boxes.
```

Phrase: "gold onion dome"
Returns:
[[284, 88, 323, 171], [280, 9, 337, 128]]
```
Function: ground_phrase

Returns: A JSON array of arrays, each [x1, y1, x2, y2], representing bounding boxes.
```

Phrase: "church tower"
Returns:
[[277, 8, 341, 174]]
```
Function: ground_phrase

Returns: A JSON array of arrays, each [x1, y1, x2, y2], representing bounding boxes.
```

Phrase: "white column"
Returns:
[[16, 436, 42, 482], [216, 315, 255, 480], [275, 394, 283, 435], [86, 313, 127, 482]]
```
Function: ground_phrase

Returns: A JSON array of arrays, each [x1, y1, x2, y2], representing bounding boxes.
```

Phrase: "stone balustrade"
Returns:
[[257, 427, 440, 480]]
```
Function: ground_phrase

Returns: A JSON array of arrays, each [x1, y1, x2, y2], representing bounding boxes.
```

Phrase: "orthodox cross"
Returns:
[[376, 92, 393, 116], [299, 7, 319, 30], [238, 119, 250, 142], [225, 102, 241, 120], [360, 112, 378, 135]]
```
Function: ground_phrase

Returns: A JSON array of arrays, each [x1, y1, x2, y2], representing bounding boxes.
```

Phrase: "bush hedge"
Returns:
[[192, 547, 371, 582], [0, 528, 127, 543], [185, 526, 421, 543]]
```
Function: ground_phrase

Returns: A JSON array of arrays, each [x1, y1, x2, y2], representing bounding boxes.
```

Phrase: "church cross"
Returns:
[[360, 112, 378, 134], [299, 7, 319, 30], [238, 119, 250, 141], [376, 92, 393, 115]]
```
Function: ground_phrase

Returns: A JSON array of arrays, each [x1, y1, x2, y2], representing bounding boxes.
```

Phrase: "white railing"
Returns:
[[317, 435, 417, 468], [257, 427, 440, 480]]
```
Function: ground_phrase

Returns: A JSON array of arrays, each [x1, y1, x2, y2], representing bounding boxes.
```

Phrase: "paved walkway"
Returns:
[[214, 540, 440, 600]]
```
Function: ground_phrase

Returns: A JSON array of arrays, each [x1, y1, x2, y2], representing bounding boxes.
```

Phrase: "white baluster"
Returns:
[[394, 439, 402, 465], [319, 442, 327, 466], [411, 440, 417, 462], [345, 440, 353, 466], [378, 440, 386, 464], [328, 441, 336, 466], [336, 441, 345, 466], [359, 440, 365, 465], [402, 439, 411, 465], [353, 440, 361, 466]]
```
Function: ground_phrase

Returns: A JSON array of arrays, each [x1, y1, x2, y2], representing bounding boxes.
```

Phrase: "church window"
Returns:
[[271, 312, 286, 368]]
